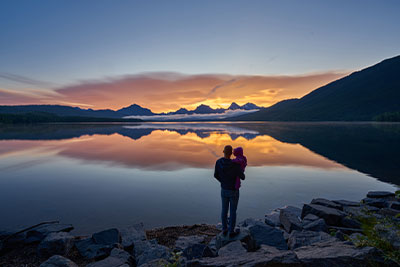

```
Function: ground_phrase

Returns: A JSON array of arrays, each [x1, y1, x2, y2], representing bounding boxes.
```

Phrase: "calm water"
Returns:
[[0, 122, 399, 234]]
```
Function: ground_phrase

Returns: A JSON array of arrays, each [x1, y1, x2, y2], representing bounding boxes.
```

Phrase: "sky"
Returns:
[[1, 0, 399, 112]]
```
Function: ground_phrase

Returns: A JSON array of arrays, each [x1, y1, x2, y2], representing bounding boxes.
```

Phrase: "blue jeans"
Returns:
[[221, 188, 239, 233]]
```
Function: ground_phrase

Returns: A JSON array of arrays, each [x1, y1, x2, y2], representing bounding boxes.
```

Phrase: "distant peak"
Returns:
[[228, 102, 241, 110]]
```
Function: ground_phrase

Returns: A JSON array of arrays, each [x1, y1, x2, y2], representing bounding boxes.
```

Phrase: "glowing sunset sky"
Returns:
[[1, 1, 399, 112]]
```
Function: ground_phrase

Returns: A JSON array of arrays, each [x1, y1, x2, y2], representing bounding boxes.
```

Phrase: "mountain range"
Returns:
[[0, 102, 261, 119], [235, 55, 400, 121]]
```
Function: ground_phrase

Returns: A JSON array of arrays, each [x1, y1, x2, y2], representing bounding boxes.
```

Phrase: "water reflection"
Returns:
[[0, 122, 399, 185]]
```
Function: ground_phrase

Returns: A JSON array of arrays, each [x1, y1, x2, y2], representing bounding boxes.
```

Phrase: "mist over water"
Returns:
[[0, 122, 398, 234]]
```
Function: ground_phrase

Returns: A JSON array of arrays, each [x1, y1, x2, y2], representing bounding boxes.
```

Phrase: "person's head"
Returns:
[[223, 145, 233, 158], [233, 147, 243, 157]]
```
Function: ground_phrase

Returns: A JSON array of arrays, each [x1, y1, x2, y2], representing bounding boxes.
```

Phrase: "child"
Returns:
[[232, 147, 247, 189]]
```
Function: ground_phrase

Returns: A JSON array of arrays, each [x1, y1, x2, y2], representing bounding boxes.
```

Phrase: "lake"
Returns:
[[0, 122, 398, 234]]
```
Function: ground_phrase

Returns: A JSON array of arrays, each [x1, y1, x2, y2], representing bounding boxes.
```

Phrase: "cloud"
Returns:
[[0, 73, 55, 88], [0, 71, 348, 112]]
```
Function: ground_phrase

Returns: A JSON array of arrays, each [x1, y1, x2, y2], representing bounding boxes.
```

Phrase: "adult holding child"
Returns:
[[214, 145, 246, 237]]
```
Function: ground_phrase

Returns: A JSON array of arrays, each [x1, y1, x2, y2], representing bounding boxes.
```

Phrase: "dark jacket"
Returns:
[[214, 157, 245, 190]]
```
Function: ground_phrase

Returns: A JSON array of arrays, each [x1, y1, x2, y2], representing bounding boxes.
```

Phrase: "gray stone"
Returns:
[[75, 237, 114, 260], [280, 208, 302, 233], [311, 198, 342, 210], [37, 232, 74, 258], [133, 239, 158, 259], [264, 211, 281, 227], [379, 207, 400, 217], [335, 230, 346, 241], [92, 228, 121, 245], [135, 240, 171, 266], [367, 191, 395, 198], [26, 223, 74, 243], [245, 222, 288, 250], [39, 255, 78, 267], [294, 240, 381, 267], [303, 218, 327, 232], [175, 235, 205, 251], [341, 217, 361, 229], [237, 217, 264, 227], [332, 199, 360, 207], [202, 245, 216, 258], [138, 259, 169, 267], [120, 223, 147, 251], [362, 197, 388, 208], [279, 206, 302, 217], [328, 226, 363, 235], [302, 214, 320, 222], [86, 248, 135, 267], [301, 204, 346, 226], [288, 230, 336, 250], [374, 224, 400, 250], [215, 227, 256, 251], [217, 240, 246, 256], [343, 206, 375, 218], [389, 201, 400, 211], [187, 244, 301, 266]]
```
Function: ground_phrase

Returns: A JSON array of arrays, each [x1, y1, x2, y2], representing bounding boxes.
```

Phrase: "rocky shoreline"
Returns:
[[1, 190, 399, 267]]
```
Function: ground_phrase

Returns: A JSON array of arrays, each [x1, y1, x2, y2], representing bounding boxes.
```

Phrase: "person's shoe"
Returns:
[[229, 231, 239, 238]]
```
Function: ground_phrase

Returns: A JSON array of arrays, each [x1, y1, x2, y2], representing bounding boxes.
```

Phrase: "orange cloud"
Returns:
[[1, 72, 348, 112]]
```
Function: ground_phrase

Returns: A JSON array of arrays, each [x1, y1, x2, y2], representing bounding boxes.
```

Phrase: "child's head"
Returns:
[[233, 147, 244, 157]]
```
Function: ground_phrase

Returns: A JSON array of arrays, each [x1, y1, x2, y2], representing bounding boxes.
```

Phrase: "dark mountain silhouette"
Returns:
[[236, 55, 400, 121], [228, 102, 241, 110], [241, 102, 261, 110], [117, 104, 154, 116]]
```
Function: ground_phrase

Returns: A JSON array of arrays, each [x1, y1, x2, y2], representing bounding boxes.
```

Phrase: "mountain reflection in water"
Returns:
[[0, 122, 399, 185]]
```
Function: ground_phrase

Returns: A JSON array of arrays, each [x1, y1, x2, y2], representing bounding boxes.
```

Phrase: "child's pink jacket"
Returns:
[[232, 147, 247, 189]]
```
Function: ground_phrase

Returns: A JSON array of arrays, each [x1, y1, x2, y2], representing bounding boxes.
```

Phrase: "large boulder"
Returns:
[[92, 228, 121, 245], [264, 211, 281, 227], [215, 227, 256, 251], [217, 240, 246, 257], [280, 208, 302, 233], [340, 217, 361, 229], [75, 237, 116, 260], [288, 230, 336, 250], [86, 248, 135, 267], [37, 232, 74, 258], [303, 218, 327, 232], [294, 240, 382, 266], [26, 223, 74, 244], [311, 198, 342, 210], [120, 223, 147, 252], [332, 200, 360, 207], [367, 191, 395, 199], [135, 239, 171, 266], [187, 245, 301, 266], [362, 198, 388, 208], [243, 221, 288, 250], [175, 235, 207, 260], [39, 255, 78, 267], [301, 204, 346, 226]]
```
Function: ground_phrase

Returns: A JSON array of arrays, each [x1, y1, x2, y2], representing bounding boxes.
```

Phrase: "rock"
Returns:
[[264, 211, 281, 227], [245, 222, 288, 250], [120, 223, 147, 251], [92, 228, 121, 245], [378, 208, 400, 217], [86, 248, 135, 267], [279, 206, 302, 217], [175, 235, 205, 251], [37, 232, 74, 258], [215, 227, 256, 251], [138, 258, 169, 267], [335, 230, 346, 241], [340, 217, 361, 229], [302, 214, 320, 222], [280, 208, 302, 233], [343, 206, 378, 218], [367, 191, 395, 199], [39, 255, 78, 267], [237, 217, 264, 227], [217, 240, 246, 256], [303, 218, 327, 232], [135, 240, 171, 266], [175, 235, 207, 260], [374, 224, 400, 250], [288, 230, 336, 250], [332, 200, 360, 207], [301, 204, 346, 226], [26, 223, 74, 243], [75, 237, 115, 260], [362, 197, 388, 208], [328, 226, 363, 235], [202, 245, 216, 258], [348, 233, 364, 244], [311, 198, 342, 210], [294, 240, 381, 266], [389, 201, 400, 211], [187, 245, 301, 266]]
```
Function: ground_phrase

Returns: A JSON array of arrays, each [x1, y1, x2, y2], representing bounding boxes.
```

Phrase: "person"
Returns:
[[214, 145, 245, 237], [232, 147, 247, 190]]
